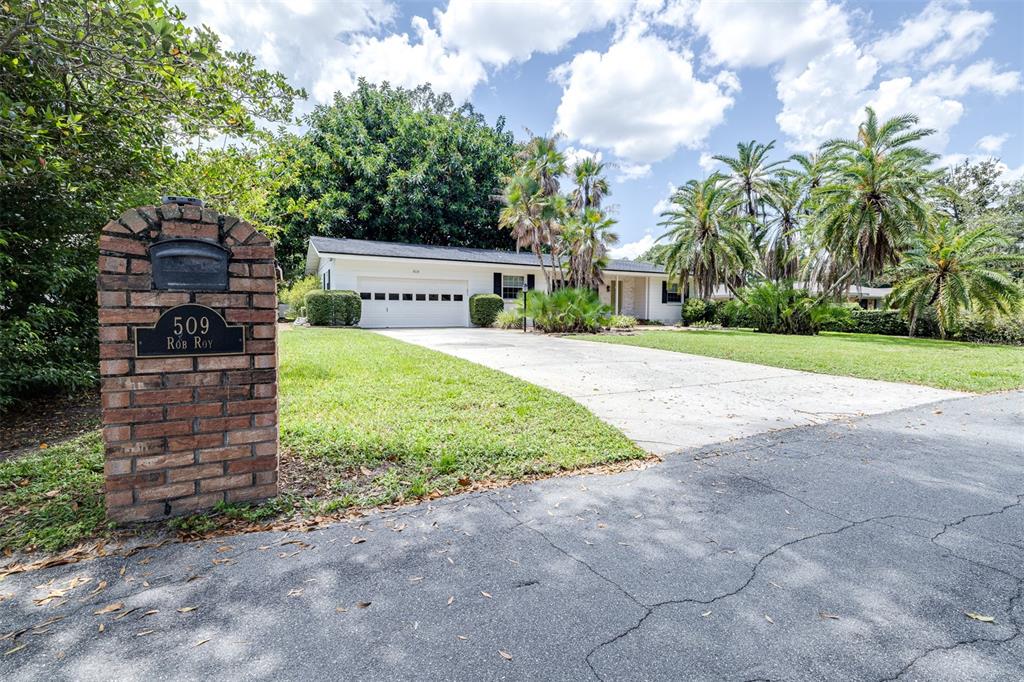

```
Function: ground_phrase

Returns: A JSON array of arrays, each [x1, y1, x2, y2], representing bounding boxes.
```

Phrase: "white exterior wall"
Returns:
[[315, 252, 680, 327]]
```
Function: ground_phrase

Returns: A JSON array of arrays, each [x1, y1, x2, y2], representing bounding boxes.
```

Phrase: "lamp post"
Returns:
[[521, 283, 528, 332]]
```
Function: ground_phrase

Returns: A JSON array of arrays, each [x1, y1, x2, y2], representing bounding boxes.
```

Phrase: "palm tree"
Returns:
[[761, 175, 803, 281], [570, 158, 610, 213], [714, 139, 784, 245], [888, 219, 1023, 338], [811, 107, 939, 293], [658, 174, 753, 300], [564, 207, 619, 289]]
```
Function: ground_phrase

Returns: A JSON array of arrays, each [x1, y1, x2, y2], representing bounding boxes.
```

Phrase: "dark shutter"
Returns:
[[326, 270, 331, 290], [661, 281, 668, 304], [526, 274, 535, 291], [493, 272, 502, 296]]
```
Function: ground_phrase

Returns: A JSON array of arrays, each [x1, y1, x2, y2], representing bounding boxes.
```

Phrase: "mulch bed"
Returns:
[[0, 391, 101, 461]]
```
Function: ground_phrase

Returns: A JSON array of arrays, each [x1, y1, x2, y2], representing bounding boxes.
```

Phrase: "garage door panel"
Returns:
[[355, 277, 468, 328]]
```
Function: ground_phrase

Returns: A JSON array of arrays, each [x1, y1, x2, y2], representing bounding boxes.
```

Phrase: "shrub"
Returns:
[[495, 309, 524, 329], [607, 315, 637, 329], [682, 299, 715, 325], [951, 313, 1024, 345], [469, 293, 504, 327], [279, 275, 320, 317], [714, 298, 754, 328], [304, 290, 361, 326], [821, 309, 907, 335], [741, 281, 849, 335], [525, 287, 610, 333]]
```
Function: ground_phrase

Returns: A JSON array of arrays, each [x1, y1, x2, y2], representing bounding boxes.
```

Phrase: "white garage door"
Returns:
[[356, 277, 469, 328]]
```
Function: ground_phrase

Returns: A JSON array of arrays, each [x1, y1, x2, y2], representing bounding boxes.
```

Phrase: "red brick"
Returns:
[[180, 204, 202, 221], [253, 383, 277, 399], [253, 412, 277, 427], [167, 463, 225, 482], [252, 325, 276, 339], [102, 391, 131, 409], [197, 385, 251, 401], [226, 455, 276, 474], [104, 459, 133, 476], [102, 374, 162, 391], [198, 445, 252, 463], [226, 369, 275, 385], [108, 503, 166, 522], [196, 355, 249, 371], [229, 277, 276, 293], [254, 441, 278, 456], [228, 221, 255, 243], [246, 230, 271, 246], [163, 371, 221, 387], [161, 220, 218, 240], [136, 481, 196, 502], [106, 440, 164, 458], [98, 255, 128, 273], [200, 473, 253, 492], [98, 326, 129, 342], [255, 470, 278, 485], [132, 387, 193, 406], [135, 357, 193, 374], [226, 483, 277, 503], [195, 293, 248, 308], [129, 258, 152, 274], [167, 402, 223, 420], [227, 427, 277, 445], [105, 490, 134, 507], [98, 308, 160, 324], [250, 263, 276, 278], [118, 209, 151, 233], [226, 308, 276, 324], [196, 415, 251, 433], [99, 234, 147, 256], [134, 420, 191, 439], [200, 208, 219, 224], [228, 263, 249, 276], [100, 359, 129, 376], [226, 399, 276, 415], [106, 471, 164, 491], [251, 294, 277, 309], [103, 425, 131, 442], [97, 274, 151, 290], [130, 291, 190, 307], [135, 451, 195, 471], [158, 203, 182, 220], [167, 433, 224, 451], [168, 492, 225, 515], [103, 406, 163, 425], [98, 291, 126, 307], [101, 220, 132, 236], [99, 343, 134, 360], [253, 354, 276, 369]]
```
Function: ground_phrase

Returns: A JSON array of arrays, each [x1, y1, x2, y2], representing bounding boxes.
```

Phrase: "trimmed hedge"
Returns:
[[951, 314, 1024, 345], [305, 290, 361, 326], [821, 309, 908, 335], [682, 299, 715, 325], [469, 293, 504, 327]]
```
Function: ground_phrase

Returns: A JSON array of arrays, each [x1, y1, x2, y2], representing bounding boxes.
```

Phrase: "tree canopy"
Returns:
[[274, 81, 519, 274]]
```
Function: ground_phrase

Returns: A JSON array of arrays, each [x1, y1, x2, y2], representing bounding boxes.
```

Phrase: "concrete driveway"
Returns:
[[2, 393, 1020, 680], [378, 328, 965, 454]]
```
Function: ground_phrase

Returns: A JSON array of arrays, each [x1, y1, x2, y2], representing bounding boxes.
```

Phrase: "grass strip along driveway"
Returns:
[[579, 329, 1024, 393], [0, 327, 642, 553]]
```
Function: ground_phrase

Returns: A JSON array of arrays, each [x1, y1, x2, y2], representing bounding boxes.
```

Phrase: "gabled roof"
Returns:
[[307, 236, 666, 275]]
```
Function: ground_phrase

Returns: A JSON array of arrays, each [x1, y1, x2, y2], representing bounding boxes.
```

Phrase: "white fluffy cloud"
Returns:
[[312, 17, 486, 103], [651, 182, 678, 216], [609, 232, 658, 259], [552, 33, 736, 163], [698, 152, 720, 173], [871, 0, 993, 68], [435, 0, 630, 67], [616, 163, 652, 181], [977, 134, 1009, 154]]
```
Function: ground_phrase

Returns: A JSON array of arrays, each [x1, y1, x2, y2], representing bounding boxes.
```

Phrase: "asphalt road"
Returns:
[[1, 391, 1021, 681]]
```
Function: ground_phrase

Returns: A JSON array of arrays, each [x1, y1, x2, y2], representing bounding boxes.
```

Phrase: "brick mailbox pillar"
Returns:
[[97, 199, 279, 522]]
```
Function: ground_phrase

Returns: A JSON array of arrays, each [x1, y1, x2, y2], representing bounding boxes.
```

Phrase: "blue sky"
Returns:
[[180, 0, 1024, 257]]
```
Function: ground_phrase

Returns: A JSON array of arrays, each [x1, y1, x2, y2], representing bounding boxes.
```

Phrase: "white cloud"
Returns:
[[616, 163, 652, 181], [552, 33, 735, 163], [698, 152, 720, 173], [610, 232, 657, 259], [312, 17, 487, 103], [977, 134, 1009, 154], [871, 0, 993, 68], [651, 182, 677, 216], [936, 153, 1024, 184], [563, 146, 603, 168], [435, 0, 630, 67]]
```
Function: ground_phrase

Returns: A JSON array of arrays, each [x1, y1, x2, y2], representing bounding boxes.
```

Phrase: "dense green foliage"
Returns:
[[275, 81, 518, 274], [469, 293, 504, 327], [495, 309, 525, 329], [523, 288, 610, 333], [279, 275, 321, 318], [682, 299, 717, 325], [607, 315, 637, 329], [304, 290, 361, 326], [0, 0, 300, 409], [740, 282, 849, 335], [581, 330, 1024, 393]]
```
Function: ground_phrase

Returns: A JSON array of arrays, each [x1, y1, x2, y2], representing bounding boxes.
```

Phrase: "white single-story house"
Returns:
[[304, 236, 684, 328]]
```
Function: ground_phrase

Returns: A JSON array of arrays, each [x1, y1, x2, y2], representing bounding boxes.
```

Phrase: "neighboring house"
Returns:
[[704, 283, 892, 309], [304, 237, 683, 328]]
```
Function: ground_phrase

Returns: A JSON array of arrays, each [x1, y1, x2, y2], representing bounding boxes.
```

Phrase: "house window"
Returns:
[[502, 274, 526, 300], [666, 283, 682, 303]]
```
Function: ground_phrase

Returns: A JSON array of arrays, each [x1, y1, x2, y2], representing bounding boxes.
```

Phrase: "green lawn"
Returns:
[[1, 327, 641, 553], [578, 329, 1024, 393]]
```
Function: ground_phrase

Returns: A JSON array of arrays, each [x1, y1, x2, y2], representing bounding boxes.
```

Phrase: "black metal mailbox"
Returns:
[[150, 238, 230, 291]]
